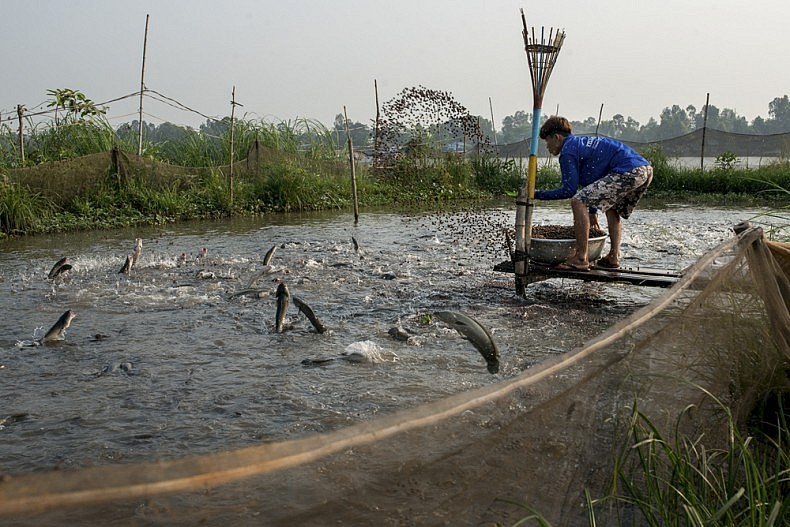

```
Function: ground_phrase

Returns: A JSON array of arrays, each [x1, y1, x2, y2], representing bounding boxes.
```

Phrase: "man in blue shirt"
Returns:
[[535, 116, 653, 271]]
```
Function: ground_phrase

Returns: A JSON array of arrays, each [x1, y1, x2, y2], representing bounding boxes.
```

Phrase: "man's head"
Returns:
[[539, 116, 572, 156]]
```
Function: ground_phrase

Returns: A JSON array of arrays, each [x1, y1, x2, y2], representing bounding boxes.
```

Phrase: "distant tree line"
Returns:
[[496, 95, 790, 144], [114, 95, 790, 153]]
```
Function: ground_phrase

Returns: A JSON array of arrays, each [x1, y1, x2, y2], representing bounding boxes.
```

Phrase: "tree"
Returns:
[[717, 108, 749, 133], [657, 105, 691, 139], [611, 114, 625, 138], [751, 115, 769, 134], [767, 95, 790, 133], [499, 110, 532, 144], [332, 114, 371, 149], [686, 104, 698, 126], [46, 88, 106, 125]]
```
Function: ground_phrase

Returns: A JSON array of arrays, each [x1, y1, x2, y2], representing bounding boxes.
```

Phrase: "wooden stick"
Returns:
[[595, 103, 604, 136], [229, 86, 237, 207], [137, 14, 149, 156], [344, 106, 359, 223], [373, 79, 381, 169], [701, 92, 710, 170], [16, 104, 24, 165], [489, 97, 498, 147]]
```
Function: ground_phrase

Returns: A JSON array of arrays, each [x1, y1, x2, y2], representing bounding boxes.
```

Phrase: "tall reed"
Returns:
[[23, 116, 129, 164], [0, 182, 51, 234], [605, 395, 788, 527]]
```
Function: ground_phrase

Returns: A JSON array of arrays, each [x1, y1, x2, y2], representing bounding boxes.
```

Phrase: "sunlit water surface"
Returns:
[[0, 202, 775, 474]]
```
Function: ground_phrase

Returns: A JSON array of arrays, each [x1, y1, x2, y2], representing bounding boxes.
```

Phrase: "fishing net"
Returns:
[[4, 142, 332, 207], [490, 128, 790, 159], [1, 225, 788, 526]]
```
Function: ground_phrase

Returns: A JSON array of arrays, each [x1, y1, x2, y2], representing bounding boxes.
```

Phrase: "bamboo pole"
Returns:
[[700, 92, 710, 170], [137, 14, 150, 156], [229, 86, 241, 208], [373, 79, 381, 169], [16, 105, 25, 165], [344, 106, 360, 224], [516, 9, 565, 296], [489, 97, 498, 147], [595, 103, 604, 136]]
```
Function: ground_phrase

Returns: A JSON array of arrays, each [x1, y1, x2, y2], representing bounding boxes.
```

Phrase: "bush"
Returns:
[[472, 156, 524, 194], [0, 182, 51, 234]]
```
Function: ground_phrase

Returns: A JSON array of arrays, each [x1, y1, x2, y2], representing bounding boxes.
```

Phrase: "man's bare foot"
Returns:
[[554, 258, 590, 271], [596, 255, 619, 268]]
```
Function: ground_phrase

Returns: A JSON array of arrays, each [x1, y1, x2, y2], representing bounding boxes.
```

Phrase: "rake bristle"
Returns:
[[520, 8, 565, 102]]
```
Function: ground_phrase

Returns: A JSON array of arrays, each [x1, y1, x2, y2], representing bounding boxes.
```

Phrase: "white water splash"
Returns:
[[342, 341, 398, 363]]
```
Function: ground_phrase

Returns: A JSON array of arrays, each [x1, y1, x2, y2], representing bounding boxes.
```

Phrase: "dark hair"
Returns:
[[539, 116, 572, 139]]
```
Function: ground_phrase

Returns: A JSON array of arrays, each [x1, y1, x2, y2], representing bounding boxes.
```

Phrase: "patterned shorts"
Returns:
[[576, 165, 653, 219]]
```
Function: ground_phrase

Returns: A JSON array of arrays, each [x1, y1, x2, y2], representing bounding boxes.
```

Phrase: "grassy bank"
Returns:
[[1, 119, 789, 238]]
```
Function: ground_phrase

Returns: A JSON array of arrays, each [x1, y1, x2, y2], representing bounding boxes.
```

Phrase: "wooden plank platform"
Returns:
[[493, 260, 682, 288]]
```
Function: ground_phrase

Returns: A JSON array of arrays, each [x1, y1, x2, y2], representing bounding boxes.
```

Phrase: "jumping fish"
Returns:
[[131, 238, 143, 267], [0, 413, 29, 428], [48, 257, 72, 279], [246, 265, 274, 288], [275, 282, 290, 333], [263, 245, 277, 266], [292, 296, 326, 334], [434, 311, 500, 374], [227, 287, 269, 300], [119, 255, 133, 274], [352, 236, 365, 257], [40, 310, 76, 344]]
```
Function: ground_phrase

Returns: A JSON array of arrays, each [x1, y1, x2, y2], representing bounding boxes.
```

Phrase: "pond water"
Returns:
[[0, 201, 780, 475]]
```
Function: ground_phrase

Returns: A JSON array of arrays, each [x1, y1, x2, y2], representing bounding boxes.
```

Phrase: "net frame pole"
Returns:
[[515, 10, 565, 295]]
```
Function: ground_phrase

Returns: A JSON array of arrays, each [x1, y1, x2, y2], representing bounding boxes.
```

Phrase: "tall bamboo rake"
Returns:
[[514, 9, 565, 295]]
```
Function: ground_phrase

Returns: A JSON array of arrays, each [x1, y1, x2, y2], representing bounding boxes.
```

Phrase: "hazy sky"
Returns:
[[3, 0, 788, 131]]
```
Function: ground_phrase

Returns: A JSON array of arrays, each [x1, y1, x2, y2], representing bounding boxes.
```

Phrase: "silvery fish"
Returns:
[[263, 245, 277, 266], [119, 255, 133, 274], [48, 257, 72, 279], [132, 238, 143, 267], [275, 282, 290, 333], [40, 310, 76, 344], [434, 311, 500, 374], [292, 296, 326, 334]]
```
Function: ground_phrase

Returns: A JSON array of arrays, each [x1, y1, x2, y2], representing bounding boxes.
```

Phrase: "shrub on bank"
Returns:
[[1, 116, 789, 237]]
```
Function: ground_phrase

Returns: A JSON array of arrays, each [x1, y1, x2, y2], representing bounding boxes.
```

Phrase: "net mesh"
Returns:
[[0, 226, 788, 526], [4, 142, 346, 207], [490, 128, 790, 159]]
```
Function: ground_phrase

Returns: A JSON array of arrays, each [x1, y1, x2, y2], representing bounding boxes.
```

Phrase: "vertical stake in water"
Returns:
[[344, 106, 360, 224], [514, 9, 565, 296]]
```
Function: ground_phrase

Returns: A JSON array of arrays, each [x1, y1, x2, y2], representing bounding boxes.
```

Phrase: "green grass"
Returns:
[[641, 146, 790, 203], [1, 117, 789, 236], [500, 390, 789, 527], [606, 394, 789, 527], [0, 181, 52, 236]]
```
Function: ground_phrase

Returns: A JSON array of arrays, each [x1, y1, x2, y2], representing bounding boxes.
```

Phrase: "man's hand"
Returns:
[[589, 212, 600, 230]]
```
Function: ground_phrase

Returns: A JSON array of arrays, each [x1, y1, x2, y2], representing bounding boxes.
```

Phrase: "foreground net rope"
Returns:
[[1, 226, 788, 525]]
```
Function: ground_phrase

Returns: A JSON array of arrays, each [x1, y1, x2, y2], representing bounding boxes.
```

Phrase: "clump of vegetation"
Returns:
[[1, 86, 789, 237], [0, 181, 52, 236], [603, 400, 788, 526], [638, 145, 790, 205], [471, 156, 524, 195]]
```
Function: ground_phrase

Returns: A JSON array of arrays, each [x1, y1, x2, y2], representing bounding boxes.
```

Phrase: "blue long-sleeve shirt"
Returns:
[[534, 134, 649, 201]]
